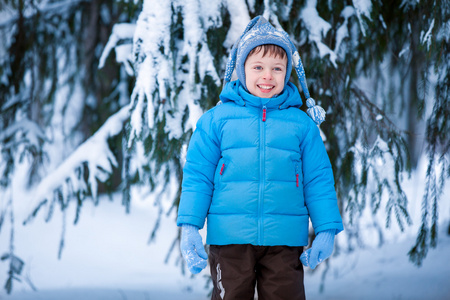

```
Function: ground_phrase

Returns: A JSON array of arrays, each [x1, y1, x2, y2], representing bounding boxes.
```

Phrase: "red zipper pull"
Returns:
[[296, 174, 299, 187], [262, 106, 267, 122], [220, 163, 225, 175]]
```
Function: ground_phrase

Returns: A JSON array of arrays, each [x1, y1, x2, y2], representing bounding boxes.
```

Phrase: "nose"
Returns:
[[262, 69, 273, 80]]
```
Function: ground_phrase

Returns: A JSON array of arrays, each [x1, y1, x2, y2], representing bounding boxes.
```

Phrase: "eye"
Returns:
[[254, 66, 262, 70], [274, 67, 283, 72]]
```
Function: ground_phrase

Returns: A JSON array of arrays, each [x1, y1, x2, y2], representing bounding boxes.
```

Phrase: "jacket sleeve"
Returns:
[[301, 120, 344, 235], [177, 110, 221, 229]]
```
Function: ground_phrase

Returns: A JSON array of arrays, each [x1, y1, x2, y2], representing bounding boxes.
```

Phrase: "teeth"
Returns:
[[258, 85, 273, 90]]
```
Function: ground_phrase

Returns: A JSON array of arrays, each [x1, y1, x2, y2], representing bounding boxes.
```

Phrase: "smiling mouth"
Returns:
[[257, 84, 274, 91]]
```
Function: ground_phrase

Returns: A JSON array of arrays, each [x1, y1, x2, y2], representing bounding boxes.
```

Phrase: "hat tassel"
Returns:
[[306, 98, 326, 125]]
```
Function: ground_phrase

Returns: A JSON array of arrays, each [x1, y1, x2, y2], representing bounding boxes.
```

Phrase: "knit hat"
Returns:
[[224, 16, 326, 125]]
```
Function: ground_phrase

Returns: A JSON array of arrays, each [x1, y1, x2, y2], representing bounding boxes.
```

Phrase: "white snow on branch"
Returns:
[[26, 106, 130, 221], [334, 6, 355, 55], [0, 0, 84, 28], [352, 0, 372, 37], [420, 19, 435, 51], [379, 15, 387, 30], [0, 119, 47, 150], [129, 0, 222, 144], [399, 46, 410, 58], [98, 23, 136, 76], [130, 0, 172, 137], [198, 0, 222, 29], [182, 0, 221, 86], [1, 93, 22, 111], [301, 0, 338, 67], [436, 19, 449, 42], [129, 86, 146, 147], [224, 0, 251, 49], [183, 0, 206, 87]]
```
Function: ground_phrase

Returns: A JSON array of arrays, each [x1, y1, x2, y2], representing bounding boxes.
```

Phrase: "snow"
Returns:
[[98, 23, 136, 76], [1, 192, 207, 299], [130, 0, 172, 132], [198, 0, 222, 29], [0, 119, 46, 150], [379, 15, 387, 30], [127, 0, 223, 143], [2, 1, 450, 299], [127, 0, 223, 142], [352, 0, 372, 37], [334, 6, 355, 55], [305, 231, 450, 300], [223, 0, 251, 49], [420, 19, 435, 51], [1, 157, 449, 300], [399, 46, 410, 58], [182, 0, 221, 87], [300, 0, 338, 67], [25, 105, 130, 216]]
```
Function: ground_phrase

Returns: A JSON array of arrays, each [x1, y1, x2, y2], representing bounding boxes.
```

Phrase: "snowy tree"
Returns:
[[0, 0, 134, 293], [104, 0, 450, 268], [0, 0, 448, 294], [120, 0, 449, 265]]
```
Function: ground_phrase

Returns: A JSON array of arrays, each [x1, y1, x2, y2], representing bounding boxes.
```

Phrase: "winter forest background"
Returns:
[[0, 0, 449, 299]]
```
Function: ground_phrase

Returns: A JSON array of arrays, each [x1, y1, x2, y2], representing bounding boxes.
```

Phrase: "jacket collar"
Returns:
[[220, 80, 303, 109]]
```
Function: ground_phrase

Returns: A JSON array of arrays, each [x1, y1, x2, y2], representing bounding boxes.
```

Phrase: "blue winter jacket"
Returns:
[[177, 80, 343, 246]]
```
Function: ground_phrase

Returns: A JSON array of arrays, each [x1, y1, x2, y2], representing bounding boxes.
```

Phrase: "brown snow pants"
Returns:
[[209, 244, 305, 300]]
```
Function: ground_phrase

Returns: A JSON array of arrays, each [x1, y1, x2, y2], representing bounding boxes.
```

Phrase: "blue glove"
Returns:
[[180, 224, 208, 274], [300, 229, 336, 270]]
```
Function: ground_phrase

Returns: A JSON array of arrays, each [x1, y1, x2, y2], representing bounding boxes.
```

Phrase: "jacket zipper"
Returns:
[[295, 164, 299, 187], [219, 163, 225, 175], [258, 105, 267, 244]]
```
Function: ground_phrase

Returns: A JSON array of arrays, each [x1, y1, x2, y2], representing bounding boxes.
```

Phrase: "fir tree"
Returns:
[[0, 0, 133, 293]]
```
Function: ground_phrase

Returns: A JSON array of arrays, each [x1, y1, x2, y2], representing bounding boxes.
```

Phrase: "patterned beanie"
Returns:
[[224, 16, 326, 125]]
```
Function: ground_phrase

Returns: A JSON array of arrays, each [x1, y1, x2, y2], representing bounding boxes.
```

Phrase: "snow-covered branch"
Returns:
[[0, 0, 86, 29], [98, 23, 136, 76], [0, 119, 47, 150], [24, 106, 130, 224], [300, 0, 337, 67], [128, 0, 221, 145], [352, 0, 372, 37]]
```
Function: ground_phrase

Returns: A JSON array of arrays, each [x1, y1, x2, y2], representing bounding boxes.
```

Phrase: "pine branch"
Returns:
[[0, 195, 25, 294], [350, 85, 404, 134], [0, 0, 87, 29], [23, 106, 130, 225]]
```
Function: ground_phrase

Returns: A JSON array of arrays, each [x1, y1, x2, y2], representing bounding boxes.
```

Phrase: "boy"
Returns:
[[177, 16, 343, 300]]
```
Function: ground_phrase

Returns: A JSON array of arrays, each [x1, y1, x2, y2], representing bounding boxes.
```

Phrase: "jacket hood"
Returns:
[[222, 16, 327, 126], [220, 80, 303, 110]]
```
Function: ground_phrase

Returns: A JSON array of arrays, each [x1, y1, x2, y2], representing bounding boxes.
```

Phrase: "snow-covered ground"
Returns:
[[4, 229, 450, 300], [1, 157, 450, 300], [305, 228, 450, 300]]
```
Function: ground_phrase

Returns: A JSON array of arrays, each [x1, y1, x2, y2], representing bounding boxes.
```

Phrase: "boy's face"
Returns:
[[244, 50, 287, 98]]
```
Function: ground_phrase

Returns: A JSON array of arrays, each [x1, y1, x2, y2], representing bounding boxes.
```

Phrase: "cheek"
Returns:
[[246, 73, 256, 85]]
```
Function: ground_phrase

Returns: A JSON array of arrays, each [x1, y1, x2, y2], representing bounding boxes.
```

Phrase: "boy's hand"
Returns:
[[300, 229, 336, 270], [180, 224, 208, 274]]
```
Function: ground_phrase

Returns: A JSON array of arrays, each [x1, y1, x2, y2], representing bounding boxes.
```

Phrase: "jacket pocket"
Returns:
[[219, 162, 226, 175], [215, 158, 228, 190], [293, 160, 300, 187]]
